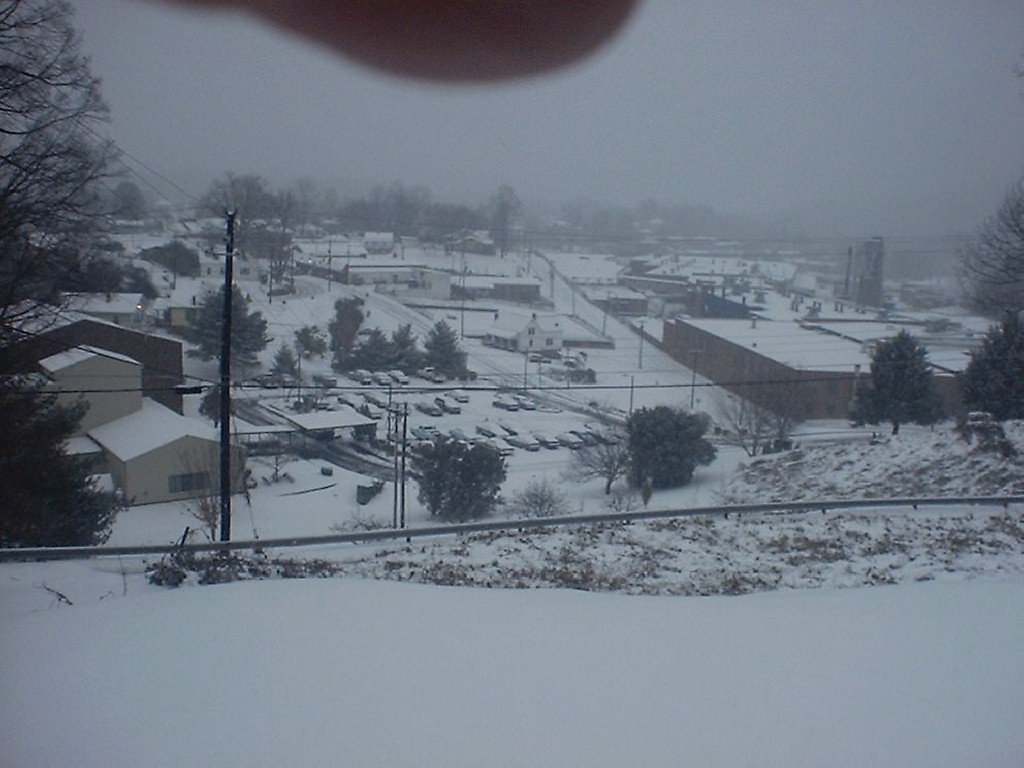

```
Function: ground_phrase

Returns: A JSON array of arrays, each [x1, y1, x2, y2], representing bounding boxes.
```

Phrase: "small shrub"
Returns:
[[506, 478, 569, 518]]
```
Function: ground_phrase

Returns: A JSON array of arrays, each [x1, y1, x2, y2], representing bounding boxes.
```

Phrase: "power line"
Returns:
[[78, 121, 201, 207], [4, 322, 219, 389], [1, 372, 879, 399]]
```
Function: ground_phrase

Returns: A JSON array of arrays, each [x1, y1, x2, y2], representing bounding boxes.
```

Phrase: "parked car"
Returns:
[[532, 432, 560, 450], [498, 421, 518, 436], [417, 366, 446, 383], [513, 394, 537, 410], [481, 438, 514, 457], [505, 433, 540, 451], [492, 395, 519, 411], [415, 400, 443, 416], [360, 403, 384, 419], [311, 373, 338, 388], [569, 429, 598, 446], [583, 423, 620, 444], [449, 389, 470, 403], [411, 425, 436, 441], [349, 369, 373, 385], [556, 432, 584, 450], [476, 423, 499, 438], [364, 391, 389, 408], [434, 396, 461, 415], [372, 371, 394, 386], [388, 369, 410, 385]]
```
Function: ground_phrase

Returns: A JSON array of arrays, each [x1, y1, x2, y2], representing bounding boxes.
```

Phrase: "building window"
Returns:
[[545, 338, 554, 346], [169, 471, 211, 494]]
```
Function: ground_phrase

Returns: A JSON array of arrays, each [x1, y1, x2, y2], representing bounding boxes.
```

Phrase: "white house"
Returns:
[[66, 292, 148, 328], [484, 313, 563, 354], [363, 232, 396, 254]]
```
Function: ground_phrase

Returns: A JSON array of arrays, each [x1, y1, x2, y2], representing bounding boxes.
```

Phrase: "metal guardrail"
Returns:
[[1, 495, 1020, 563]]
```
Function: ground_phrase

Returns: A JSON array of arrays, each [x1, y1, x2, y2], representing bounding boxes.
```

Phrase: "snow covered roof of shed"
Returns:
[[262, 402, 376, 431], [39, 345, 140, 374], [88, 398, 218, 461]]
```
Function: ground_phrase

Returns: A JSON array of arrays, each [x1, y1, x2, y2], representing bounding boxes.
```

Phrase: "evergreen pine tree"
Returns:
[[0, 377, 122, 546], [347, 328, 392, 372], [389, 324, 423, 372], [271, 343, 298, 378], [294, 325, 327, 359], [328, 298, 364, 370], [411, 438, 506, 521], [854, 330, 943, 434], [626, 406, 716, 489], [961, 312, 1024, 420], [184, 286, 270, 369], [423, 320, 467, 377]]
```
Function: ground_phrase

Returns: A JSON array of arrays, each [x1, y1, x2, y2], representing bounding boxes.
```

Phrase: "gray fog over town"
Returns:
[[2, 2, 1023, 766]]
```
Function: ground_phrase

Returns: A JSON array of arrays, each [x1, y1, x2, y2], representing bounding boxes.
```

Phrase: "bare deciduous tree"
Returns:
[[959, 179, 1024, 316], [715, 393, 775, 458], [0, 0, 117, 339], [721, 373, 806, 455], [563, 430, 630, 494]]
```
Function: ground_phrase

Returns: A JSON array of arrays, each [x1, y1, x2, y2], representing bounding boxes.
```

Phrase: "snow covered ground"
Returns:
[[2, 575, 1022, 767], [3, 419, 1022, 766], [4, 246, 1022, 765]]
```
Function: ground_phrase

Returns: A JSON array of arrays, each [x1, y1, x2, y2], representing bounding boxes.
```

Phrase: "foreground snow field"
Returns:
[[2, 576, 1022, 767]]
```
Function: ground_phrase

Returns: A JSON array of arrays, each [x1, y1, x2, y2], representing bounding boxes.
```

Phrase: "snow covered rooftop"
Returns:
[[462, 275, 542, 289], [39, 345, 140, 374], [66, 292, 146, 316], [553, 253, 624, 284], [684, 317, 871, 372], [262, 402, 376, 432], [805, 320, 977, 373], [66, 434, 104, 456], [581, 285, 646, 301], [87, 398, 218, 461], [645, 255, 799, 283]]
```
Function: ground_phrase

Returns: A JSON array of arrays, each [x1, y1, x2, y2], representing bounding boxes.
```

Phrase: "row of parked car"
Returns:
[[345, 368, 410, 386], [492, 393, 539, 411], [345, 365, 455, 386], [415, 421, 617, 453]]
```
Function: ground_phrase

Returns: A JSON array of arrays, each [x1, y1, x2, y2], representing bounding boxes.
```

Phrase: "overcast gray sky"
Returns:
[[72, 0, 1024, 238]]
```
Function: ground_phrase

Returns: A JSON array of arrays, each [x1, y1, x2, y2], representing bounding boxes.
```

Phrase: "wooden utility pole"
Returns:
[[219, 211, 236, 543], [399, 404, 408, 530]]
